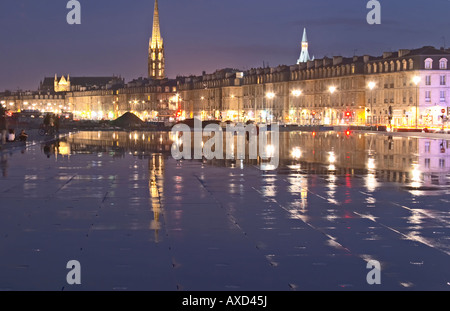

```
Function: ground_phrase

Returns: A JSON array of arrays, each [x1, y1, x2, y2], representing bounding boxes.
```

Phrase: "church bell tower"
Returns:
[[148, 0, 165, 80]]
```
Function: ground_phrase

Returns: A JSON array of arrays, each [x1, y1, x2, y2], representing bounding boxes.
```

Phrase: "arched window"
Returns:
[[396, 60, 401, 71], [439, 58, 448, 69], [409, 59, 414, 70], [424, 58, 433, 69], [402, 59, 407, 70], [390, 61, 395, 72]]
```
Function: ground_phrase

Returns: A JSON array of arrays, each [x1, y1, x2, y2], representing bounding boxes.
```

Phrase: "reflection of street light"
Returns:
[[368, 82, 376, 126], [413, 76, 421, 129], [291, 147, 302, 160], [292, 90, 302, 124]]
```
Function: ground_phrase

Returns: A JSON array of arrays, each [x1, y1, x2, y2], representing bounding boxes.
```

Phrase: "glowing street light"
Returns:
[[291, 147, 302, 160], [292, 90, 302, 97]]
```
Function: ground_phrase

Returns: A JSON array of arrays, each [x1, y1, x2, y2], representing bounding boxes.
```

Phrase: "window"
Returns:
[[441, 91, 446, 102], [425, 91, 431, 102], [425, 76, 431, 85], [425, 158, 431, 168], [440, 75, 446, 86], [425, 58, 433, 69], [403, 60, 408, 70], [440, 58, 448, 69], [439, 159, 445, 168], [425, 142, 430, 153]]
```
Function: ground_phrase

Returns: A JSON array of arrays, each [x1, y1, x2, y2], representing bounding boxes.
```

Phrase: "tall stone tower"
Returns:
[[54, 74, 71, 92], [297, 28, 313, 64], [148, 0, 165, 79]]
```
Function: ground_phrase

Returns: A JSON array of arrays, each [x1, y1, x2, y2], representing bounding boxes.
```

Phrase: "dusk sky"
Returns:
[[2, 0, 450, 91]]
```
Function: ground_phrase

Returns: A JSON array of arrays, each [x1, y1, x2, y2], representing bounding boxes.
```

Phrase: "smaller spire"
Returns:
[[302, 28, 308, 42], [297, 27, 312, 64]]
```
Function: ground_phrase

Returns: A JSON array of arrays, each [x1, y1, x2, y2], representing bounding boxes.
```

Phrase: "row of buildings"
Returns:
[[1, 0, 450, 129]]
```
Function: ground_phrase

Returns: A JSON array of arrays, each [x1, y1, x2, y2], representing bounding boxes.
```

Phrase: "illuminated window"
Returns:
[[440, 58, 448, 69], [424, 58, 433, 69]]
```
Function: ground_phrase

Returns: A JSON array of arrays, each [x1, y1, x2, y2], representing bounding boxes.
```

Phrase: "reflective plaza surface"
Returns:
[[0, 130, 449, 290]]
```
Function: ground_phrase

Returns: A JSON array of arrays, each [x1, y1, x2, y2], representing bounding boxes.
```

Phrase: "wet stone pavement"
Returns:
[[0, 131, 450, 291]]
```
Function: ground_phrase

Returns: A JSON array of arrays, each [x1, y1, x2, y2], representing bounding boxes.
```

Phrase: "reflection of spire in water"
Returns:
[[149, 154, 165, 243]]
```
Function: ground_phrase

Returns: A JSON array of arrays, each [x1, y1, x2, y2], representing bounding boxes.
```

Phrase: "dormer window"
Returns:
[[424, 58, 433, 69], [439, 58, 448, 70]]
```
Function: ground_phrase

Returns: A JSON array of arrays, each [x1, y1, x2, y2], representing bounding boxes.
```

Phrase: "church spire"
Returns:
[[148, 0, 165, 79], [297, 28, 312, 64], [150, 0, 162, 49]]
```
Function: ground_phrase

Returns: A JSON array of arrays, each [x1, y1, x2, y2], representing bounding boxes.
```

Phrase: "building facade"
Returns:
[[176, 46, 450, 128]]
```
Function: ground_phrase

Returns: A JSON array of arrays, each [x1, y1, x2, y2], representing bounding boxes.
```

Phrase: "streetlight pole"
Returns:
[[368, 82, 376, 127], [292, 90, 302, 125], [329, 86, 336, 126], [413, 76, 421, 129], [266, 92, 275, 125]]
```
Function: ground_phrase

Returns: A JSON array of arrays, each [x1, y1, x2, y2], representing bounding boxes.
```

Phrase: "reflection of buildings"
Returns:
[[64, 131, 174, 156], [418, 139, 450, 186], [57, 130, 450, 187], [199, 131, 450, 186]]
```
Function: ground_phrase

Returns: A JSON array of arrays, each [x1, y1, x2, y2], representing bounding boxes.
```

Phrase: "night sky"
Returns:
[[2, 0, 450, 91]]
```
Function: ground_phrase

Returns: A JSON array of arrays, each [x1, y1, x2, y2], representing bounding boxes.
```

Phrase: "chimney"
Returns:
[[383, 52, 393, 59], [323, 57, 332, 67], [333, 56, 343, 66], [398, 49, 410, 57]]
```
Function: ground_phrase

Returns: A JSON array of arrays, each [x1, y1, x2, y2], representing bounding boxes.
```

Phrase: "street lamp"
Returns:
[[231, 95, 241, 123], [413, 76, 421, 129], [266, 92, 275, 124], [292, 90, 302, 125], [368, 82, 376, 126], [328, 86, 336, 125]]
